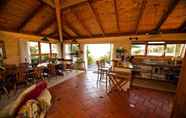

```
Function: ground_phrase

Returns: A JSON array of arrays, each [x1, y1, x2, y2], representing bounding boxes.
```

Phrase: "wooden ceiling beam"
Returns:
[[64, 31, 186, 39], [62, 0, 88, 10], [18, 4, 44, 32], [179, 21, 186, 32], [55, 0, 63, 42], [113, 0, 120, 32], [35, 18, 55, 34], [153, 0, 180, 32], [63, 31, 71, 39], [71, 9, 92, 36], [63, 18, 82, 36], [87, 0, 105, 35], [134, 0, 147, 34]]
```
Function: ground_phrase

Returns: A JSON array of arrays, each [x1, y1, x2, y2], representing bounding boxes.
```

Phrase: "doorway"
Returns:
[[84, 44, 113, 71]]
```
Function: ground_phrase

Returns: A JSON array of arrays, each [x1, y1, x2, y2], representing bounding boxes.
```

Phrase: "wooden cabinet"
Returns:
[[133, 62, 181, 83]]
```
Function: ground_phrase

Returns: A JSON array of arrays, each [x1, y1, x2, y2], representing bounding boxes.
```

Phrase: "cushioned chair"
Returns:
[[0, 81, 52, 118]]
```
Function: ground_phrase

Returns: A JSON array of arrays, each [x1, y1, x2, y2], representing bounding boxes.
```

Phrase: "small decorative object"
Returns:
[[41, 36, 49, 41], [116, 47, 126, 59]]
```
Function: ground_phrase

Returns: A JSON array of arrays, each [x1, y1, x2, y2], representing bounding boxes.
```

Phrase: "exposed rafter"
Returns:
[[63, 18, 82, 36], [35, 18, 55, 34], [113, 0, 120, 32], [179, 21, 186, 32], [63, 31, 71, 39], [153, 0, 180, 32], [55, 0, 63, 42], [87, 0, 105, 35], [71, 8, 92, 36], [18, 4, 44, 32], [135, 0, 147, 34]]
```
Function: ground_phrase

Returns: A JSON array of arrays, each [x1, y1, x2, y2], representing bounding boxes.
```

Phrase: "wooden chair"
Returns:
[[32, 67, 44, 81], [96, 60, 102, 83], [108, 71, 131, 93], [96, 60, 111, 92], [15, 67, 29, 91], [47, 64, 57, 78], [0, 71, 9, 96]]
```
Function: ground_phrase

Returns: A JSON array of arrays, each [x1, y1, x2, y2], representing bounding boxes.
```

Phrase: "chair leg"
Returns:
[[3, 87, 9, 96]]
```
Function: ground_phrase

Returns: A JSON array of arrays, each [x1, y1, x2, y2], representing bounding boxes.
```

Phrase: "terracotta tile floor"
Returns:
[[46, 71, 174, 118]]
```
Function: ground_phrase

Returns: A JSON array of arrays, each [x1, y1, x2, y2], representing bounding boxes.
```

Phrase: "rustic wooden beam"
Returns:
[[63, 31, 72, 39], [87, 0, 105, 35], [134, 0, 147, 34], [18, 4, 44, 32], [63, 18, 82, 36], [71, 9, 92, 36], [35, 18, 56, 35], [113, 0, 120, 32], [62, 0, 88, 10], [153, 0, 180, 32], [64, 31, 186, 40], [179, 21, 186, 32], [63, 29, 73, 38], [55, 0, 63, 42]]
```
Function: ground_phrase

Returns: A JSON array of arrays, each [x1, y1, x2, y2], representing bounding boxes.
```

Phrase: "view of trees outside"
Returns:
[[28, 42, 59, 64], [28, 42, 39, 64], [147, 45, 164, 56], [64, 44, 80, 60], [131, 44, 145, 55], [131, 43, 186, 57], [87, 44, 112, 65]]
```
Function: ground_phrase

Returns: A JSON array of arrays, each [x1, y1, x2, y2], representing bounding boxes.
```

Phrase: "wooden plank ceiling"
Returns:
[[0, 0, 186, 40]]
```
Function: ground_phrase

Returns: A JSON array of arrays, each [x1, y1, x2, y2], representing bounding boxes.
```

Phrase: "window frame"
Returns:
[[28, 41, 60, 64], [131, 41, 186, 57]]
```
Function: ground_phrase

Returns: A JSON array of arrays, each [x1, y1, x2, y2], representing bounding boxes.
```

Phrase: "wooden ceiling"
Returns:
[[0, 0, 186, 40]]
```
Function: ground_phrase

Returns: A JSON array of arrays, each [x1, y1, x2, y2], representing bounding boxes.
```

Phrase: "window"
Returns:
[[51, 44, 59, 59], [131, 41, 186, 57], [166, 44, 186, 57], [131, 44, 146, 56], [40, 43, 50, 63], [64, 44, 80, 60], [147, 45, 164, 56], [27, 42, 39, 64], [165, 44, 176, 56], [40, 43, 50, 54], [27, 42, 61, 64]]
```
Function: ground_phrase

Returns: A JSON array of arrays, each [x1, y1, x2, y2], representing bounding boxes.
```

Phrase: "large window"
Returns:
[[131, 41, 186, 57], [131, 44, 146, 56], [28, 42, 60, 64], [28, 42, 39, 64], [64, 44, 80, 60], [147, 45, 164, 56]]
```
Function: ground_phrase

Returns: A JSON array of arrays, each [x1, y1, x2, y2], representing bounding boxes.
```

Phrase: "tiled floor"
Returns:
[[0, 70, 83, 109], [47, 71, 174, 118]]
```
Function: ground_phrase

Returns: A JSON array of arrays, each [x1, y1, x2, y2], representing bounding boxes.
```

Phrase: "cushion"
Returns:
[[0, 81, 48, 118], [16, 99, 41, 118], [37, 89, 52, 112]]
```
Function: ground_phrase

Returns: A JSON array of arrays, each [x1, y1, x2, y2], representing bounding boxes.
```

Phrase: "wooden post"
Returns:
[[54, 0, 64, 58], [171, 52, 186, 118]]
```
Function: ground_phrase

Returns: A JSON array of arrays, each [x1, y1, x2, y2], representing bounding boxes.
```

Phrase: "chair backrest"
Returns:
[[47, 64, 56, 75], [96, 60, 101, 70], [33, 67, 43, 79], [100, 59, 105, 68], [19, 63, 29, 69], [16, 67, 27, 81]]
